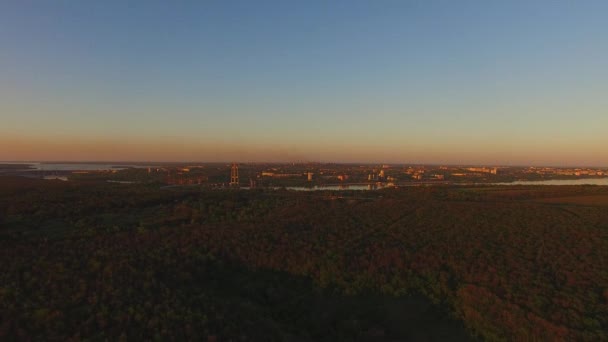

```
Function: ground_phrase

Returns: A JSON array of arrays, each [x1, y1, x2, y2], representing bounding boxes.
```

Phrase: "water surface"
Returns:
[[494, 178, 608, 186]]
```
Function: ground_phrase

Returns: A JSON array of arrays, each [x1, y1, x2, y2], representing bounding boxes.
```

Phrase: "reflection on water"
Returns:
[[32, 163, 153, 171], [286, 184, 385, 191], [43, 175, 68, 181], [494, 178, 608, 186]]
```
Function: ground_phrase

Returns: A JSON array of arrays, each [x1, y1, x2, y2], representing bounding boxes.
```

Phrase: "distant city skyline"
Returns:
[[1, 1, 607, 166]]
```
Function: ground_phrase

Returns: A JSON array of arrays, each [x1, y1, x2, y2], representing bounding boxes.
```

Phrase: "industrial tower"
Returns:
[[230, 163, 239, 186]]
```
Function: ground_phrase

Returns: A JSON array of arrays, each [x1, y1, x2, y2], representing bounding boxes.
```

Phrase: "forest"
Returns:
[[1, 176, 607, 341]]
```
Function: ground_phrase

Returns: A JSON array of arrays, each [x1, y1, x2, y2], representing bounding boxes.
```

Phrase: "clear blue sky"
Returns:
[[1, 1, 607, 165]]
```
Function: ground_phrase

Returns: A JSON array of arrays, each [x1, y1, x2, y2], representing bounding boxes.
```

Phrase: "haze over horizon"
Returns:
[[2, 1, 607, 166]]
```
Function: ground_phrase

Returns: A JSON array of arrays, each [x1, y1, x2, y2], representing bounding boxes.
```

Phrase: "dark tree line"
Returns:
[[1, 177, 607, 340]]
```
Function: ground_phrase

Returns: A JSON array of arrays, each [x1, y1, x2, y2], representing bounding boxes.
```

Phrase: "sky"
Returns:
[[1, 1, 607, 166]]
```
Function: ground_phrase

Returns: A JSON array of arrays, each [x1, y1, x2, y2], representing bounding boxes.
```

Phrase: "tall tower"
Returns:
[[230, 163, 239, 186]]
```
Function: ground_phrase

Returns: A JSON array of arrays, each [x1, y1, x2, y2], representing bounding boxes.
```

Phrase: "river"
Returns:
[[493, 178, 608, 186]]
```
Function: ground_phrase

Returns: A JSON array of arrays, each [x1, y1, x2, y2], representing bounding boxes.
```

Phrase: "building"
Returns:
[[337, 174, 349, 181], [230, 163, 239, 186]]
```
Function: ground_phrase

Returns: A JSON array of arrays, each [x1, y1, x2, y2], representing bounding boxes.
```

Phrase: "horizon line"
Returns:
[[2, 160, 607, 169]]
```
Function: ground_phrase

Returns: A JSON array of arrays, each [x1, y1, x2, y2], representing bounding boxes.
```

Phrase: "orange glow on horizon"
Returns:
[[1, 135, 607, 167]]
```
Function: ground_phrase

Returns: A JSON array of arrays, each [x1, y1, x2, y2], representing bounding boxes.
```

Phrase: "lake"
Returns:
[[287, 179, 608, 190], [286, 184, 388, 191], [493, 178, 608, 186], [30, 163, 155, 171]]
